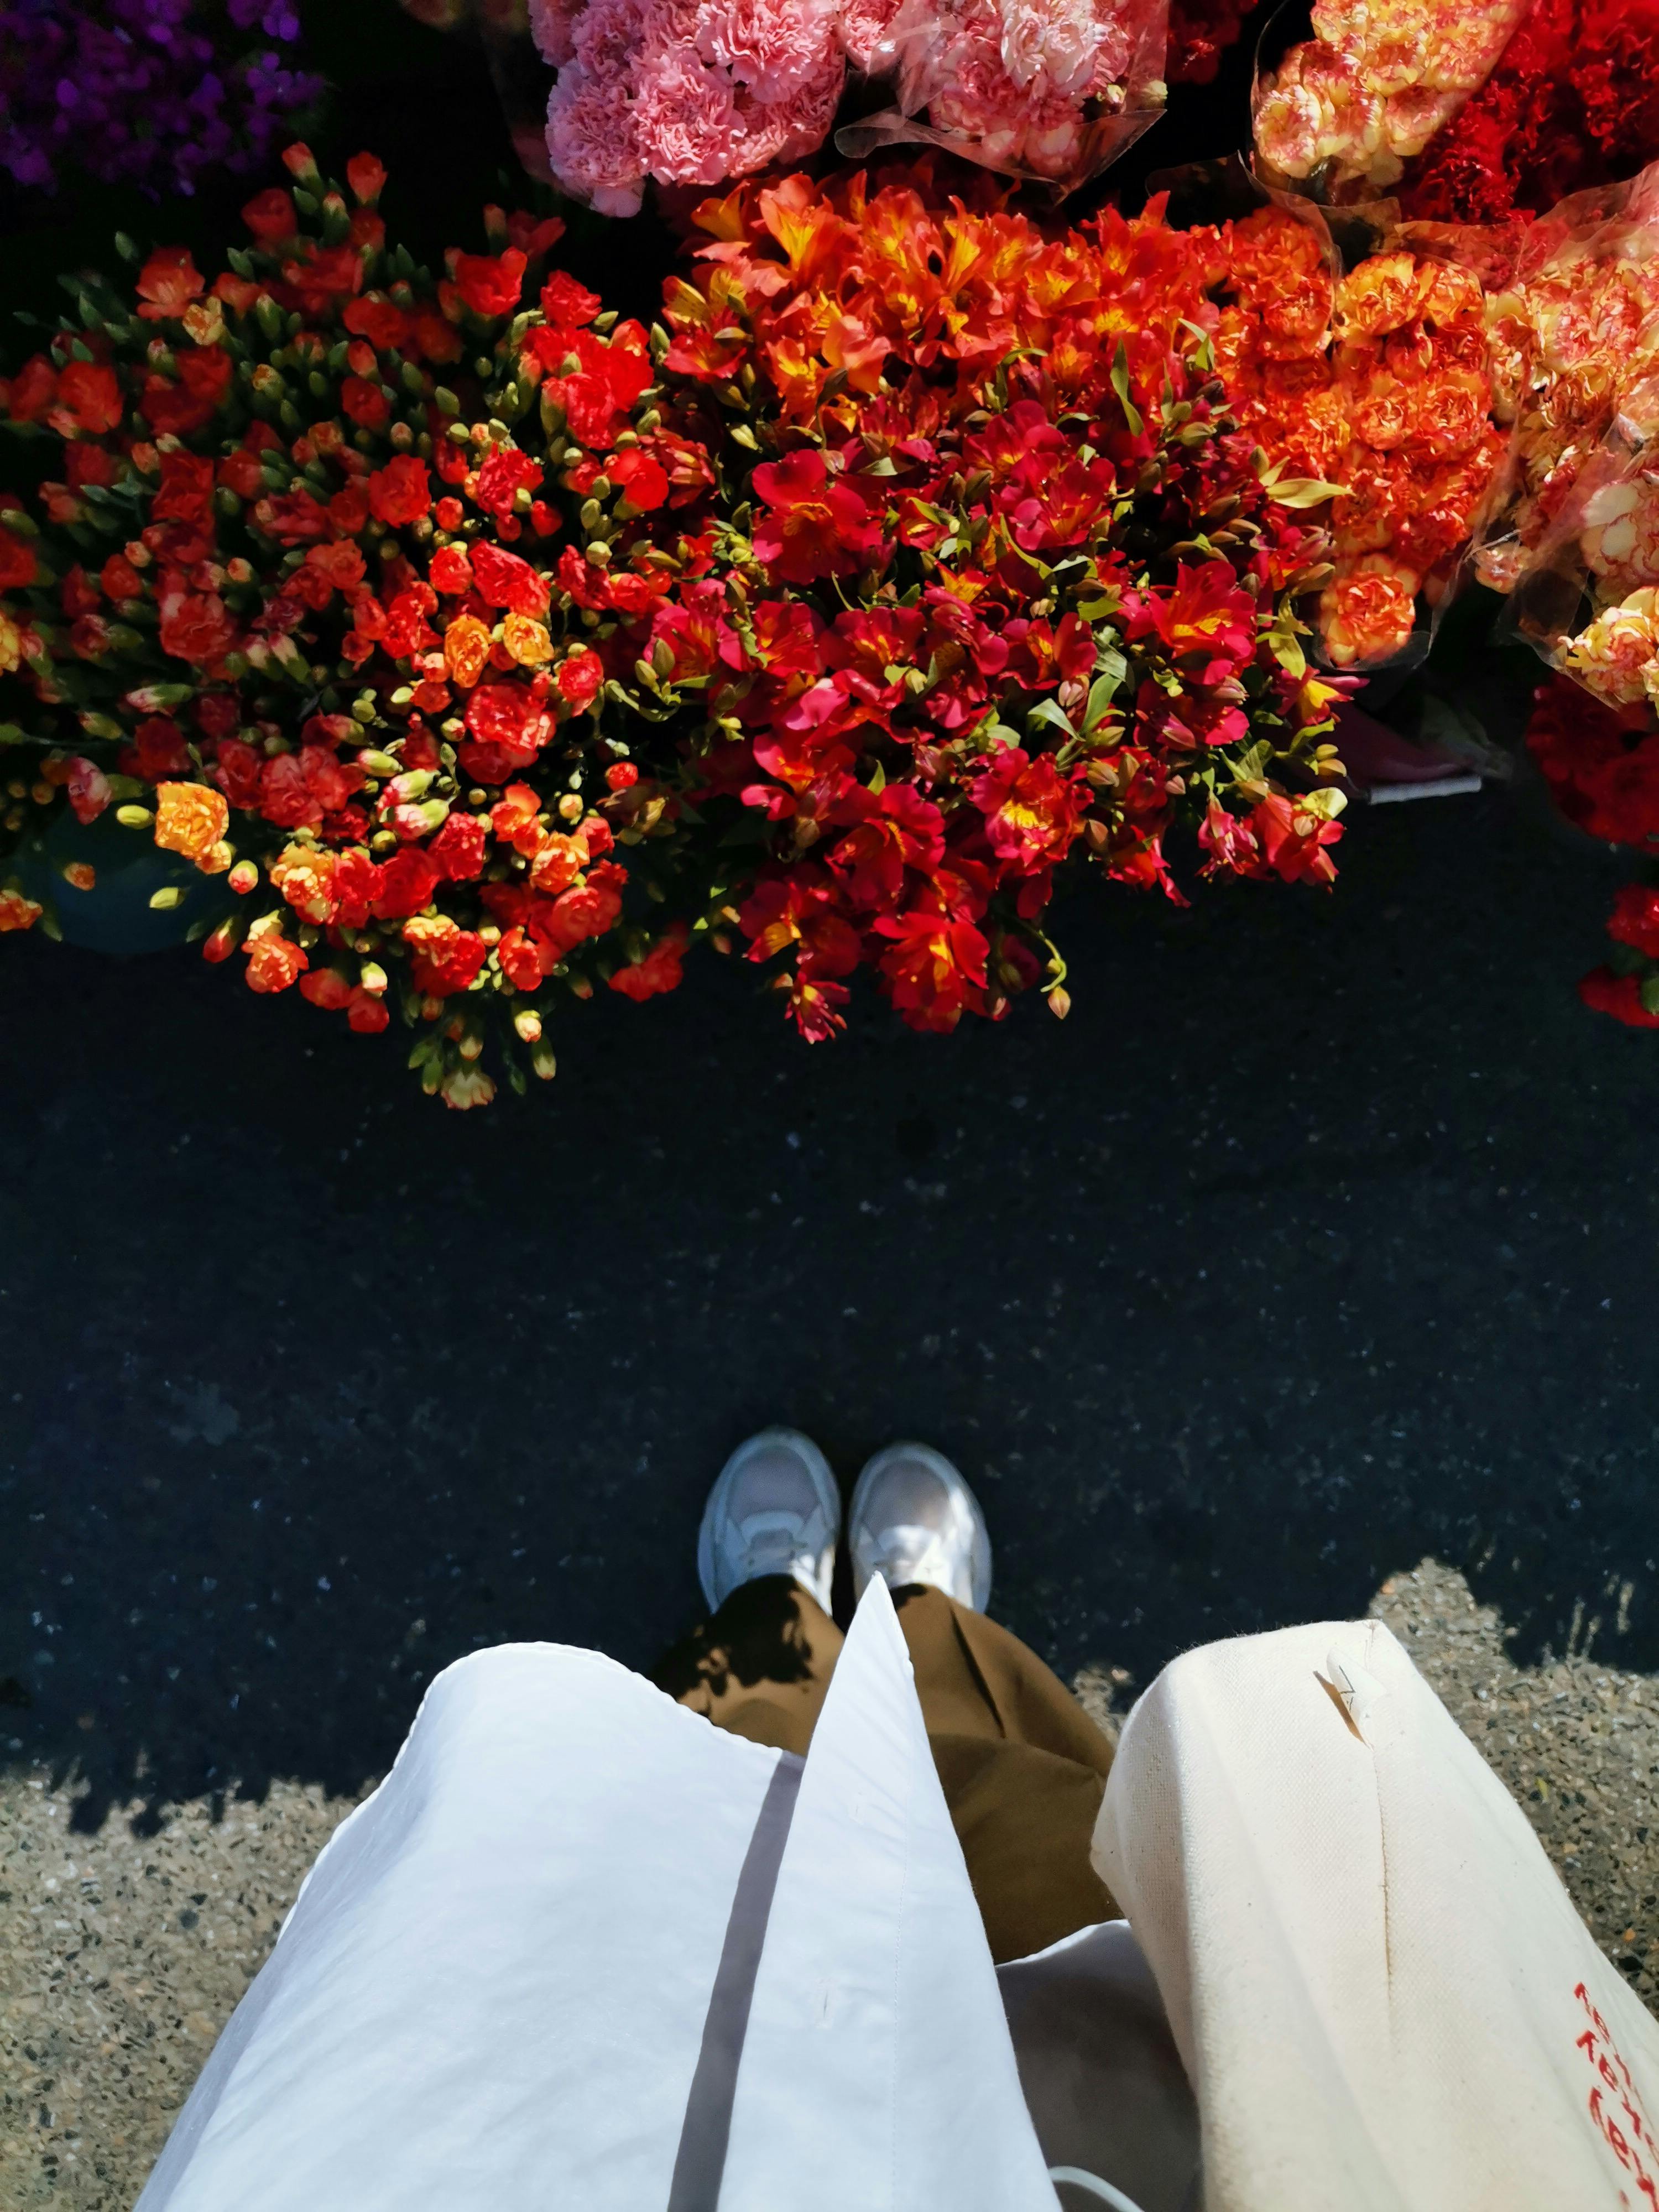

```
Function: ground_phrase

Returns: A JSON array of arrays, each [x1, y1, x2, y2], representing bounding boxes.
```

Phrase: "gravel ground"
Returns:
[[4, 1557, 1656, 2210]]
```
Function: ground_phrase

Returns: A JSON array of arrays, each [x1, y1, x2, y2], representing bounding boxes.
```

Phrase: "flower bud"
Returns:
[[531, 1042, 558, 1081], [229, 860, 259, 895], [202, 915, 244, 963], [513, 1008, 542, 1044], [1047, 987, 1071, 1020], [149, 885, 183, 910], [116, 804, 154, 828], [557, 792, 583, 821]]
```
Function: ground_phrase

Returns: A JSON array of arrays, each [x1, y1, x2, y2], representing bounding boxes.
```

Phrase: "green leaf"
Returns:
[[1110, 343, 1144, 440], [867, 757, 887, 795], [1026, 697, 1078, 741], [1267, 476, 1344, 509], [1083, 659, 1126, 732], [1641, 974, 1659, 1018]]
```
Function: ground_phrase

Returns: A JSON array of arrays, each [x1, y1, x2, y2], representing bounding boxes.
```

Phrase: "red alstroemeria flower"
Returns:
[[738, 870, 862, 977], [971, 748, 1089, 870], [750, 450, 886, 585], [828, 784, 946, 909], [873, 910, 990, 1034], [1140, 562, 1260, 679]]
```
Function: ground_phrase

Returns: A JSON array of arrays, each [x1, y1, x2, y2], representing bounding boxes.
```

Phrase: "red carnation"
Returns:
[[429, 544, 472, 595], [1580, 967, 1659, 1028], [474, 447, 544, 519], [540, 270, 601, 327], [452, 249, 526, 320], [157, 571, 236, 667], [152, 450, 216, 529], [243, 187, 298, 244], [609, 447, 670, 513], [53, 359, 123, 436], [556, 650, 603, 711], [342, 375, 390, 429], [122, 716, 192, 781], [3, 354, 58, 424], [373, 848, 442, 919], [1606, 884, 1659, 961], [0, 526, 38, 591], [466, 681, 551, 763], [609, 924, 689, 1001], [343, 295, 408, 352], [367, 455, 431, 526], [428, 811, 489, 881], [346, 153, 387, 205], [471, 539, 550, 615]]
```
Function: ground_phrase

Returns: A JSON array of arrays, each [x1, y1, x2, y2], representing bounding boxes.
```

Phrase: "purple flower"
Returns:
[[0, 0, 325, 196]]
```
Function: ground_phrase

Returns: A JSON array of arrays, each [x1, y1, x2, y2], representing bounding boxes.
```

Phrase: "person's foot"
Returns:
[[847, 1441, 992, 1611], [697, 1427, 841, 1614]]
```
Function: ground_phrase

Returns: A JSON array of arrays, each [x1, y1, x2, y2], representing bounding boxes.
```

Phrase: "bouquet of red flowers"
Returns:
[[0, 150, 1352, 1103]]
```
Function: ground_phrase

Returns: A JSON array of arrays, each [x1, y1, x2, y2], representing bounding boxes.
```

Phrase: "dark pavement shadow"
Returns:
[[2, 787, 1656, 1831]]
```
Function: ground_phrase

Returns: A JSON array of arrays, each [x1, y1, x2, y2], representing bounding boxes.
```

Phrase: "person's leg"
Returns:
[[653, 1427, 844, 1753], [651, 1572, 843, 1755], [849, 1445, 1120, 1961], [887, 1584, 1119, 1961], [658, 1433, 1123, 1964]]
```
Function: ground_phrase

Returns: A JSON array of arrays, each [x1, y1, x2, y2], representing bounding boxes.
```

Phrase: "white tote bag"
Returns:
[[1092, 1616, 1659, 2212], [134, 1578, 1058, 2212]]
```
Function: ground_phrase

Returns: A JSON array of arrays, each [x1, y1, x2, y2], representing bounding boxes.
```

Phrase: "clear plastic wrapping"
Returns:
[[404, 0, 1170, 209], [833, 0, 1169, 192], [1253, 0, 1532, 203], [1158, 160, 1506, 670], [1473, 163, 1659, 607]]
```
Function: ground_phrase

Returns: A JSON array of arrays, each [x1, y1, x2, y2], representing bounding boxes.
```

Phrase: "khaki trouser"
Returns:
[[653, 1577, 1119, 1965]]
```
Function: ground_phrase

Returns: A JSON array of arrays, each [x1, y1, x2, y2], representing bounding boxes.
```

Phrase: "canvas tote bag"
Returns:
[[1093, 1616, 1659, 2211]]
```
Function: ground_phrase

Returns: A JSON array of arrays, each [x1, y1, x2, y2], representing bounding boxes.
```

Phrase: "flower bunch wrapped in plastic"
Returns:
[[530, 0, 1167, 211], [1394, 0, 1659, 223], [1253, 0, 1531, 201], [0, 0, 324, 198], [653, 168, 1349, 1038], [832, 0, 1167, 190], [0, 152, 1353, 1101], [1200, 203, 1504, 667], [1475, 165, 1659, 598]]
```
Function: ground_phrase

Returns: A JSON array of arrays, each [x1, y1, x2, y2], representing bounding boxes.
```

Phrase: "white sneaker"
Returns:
[[696, 1427, 841, 1614], [847, 1441, 992, 1611]]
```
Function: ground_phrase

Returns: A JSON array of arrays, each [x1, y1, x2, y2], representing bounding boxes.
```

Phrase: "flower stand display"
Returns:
[[2, 0, 1657, 1101]]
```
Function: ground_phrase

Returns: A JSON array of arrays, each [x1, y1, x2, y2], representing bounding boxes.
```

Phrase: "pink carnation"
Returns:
[[528, 0, 582, 66], [695, 0, 838, 102], [630, 48, 747, 184], [838, 0, 902, 71], [546, 58, 647, 213]]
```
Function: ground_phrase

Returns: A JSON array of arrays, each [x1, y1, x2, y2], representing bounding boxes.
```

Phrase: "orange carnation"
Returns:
[[0, 887, 41, 932], [154, 781, 230, 862]]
